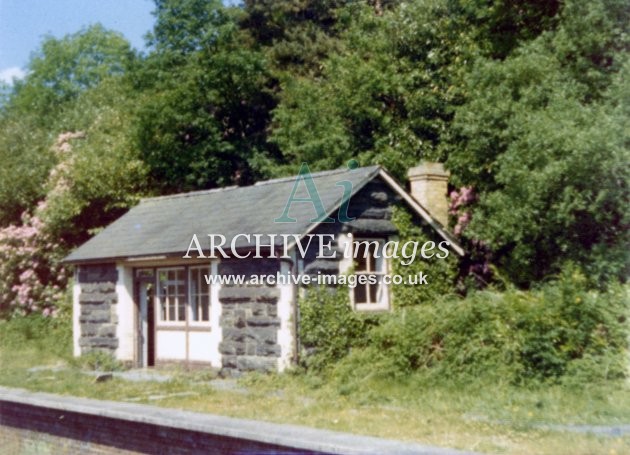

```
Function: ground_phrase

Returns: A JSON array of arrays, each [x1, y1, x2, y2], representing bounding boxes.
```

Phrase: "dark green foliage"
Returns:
[[270, 0, 478, 179], [42, 78, 148, 245], [0, 0, 627, 331], [0, 114, 54, 226], [364, 268, 628, 384], [445, 0, 630, 285], [456, 0, 561, 59], [137, 1, 278, 192], [270, 0, 629, 286], [299, 267, 627, 385], [0, 25, 137, 228], [299, 286, 381, 371], [148, 0, 231, 54], [240, 0, 376, 76], [390, 205, 459, 306]]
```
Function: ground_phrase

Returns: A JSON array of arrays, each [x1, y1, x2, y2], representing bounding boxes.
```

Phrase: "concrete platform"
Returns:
[[0, 386, 477, 454]]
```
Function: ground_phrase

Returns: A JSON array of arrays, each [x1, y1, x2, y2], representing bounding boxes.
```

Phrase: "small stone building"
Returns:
[[65, 164, 462, 374]]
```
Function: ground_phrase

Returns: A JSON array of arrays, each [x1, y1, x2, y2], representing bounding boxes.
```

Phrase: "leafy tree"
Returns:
[[0, 114, 54, 226], [445, 0, 630, 285], [269, 0, 478, 179], [0, 25, 145, 317], [240, 0, 353, 76], [9, 24, 134, 122], [40, 78, 148, 246], [148, 0, 234, 55], [0, 25, 137, 228], [137, 0, 278, 192], [453, 0, 561, 59]]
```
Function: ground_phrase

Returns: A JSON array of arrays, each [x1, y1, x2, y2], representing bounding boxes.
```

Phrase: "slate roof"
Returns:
[[65, 165, 462, 263]]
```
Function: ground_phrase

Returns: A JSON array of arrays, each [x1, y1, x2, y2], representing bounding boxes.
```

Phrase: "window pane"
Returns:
[[157, 267, 185, 322], [355, 283, 367, 304], [190, 270, 198, 294], [352, 239, 388, 308], [168, 298, 175, 320], [367, 254, 376, 272], [369, 282, 378, 304], [191, 294, 199, 321], [375, 255, 385, 273], [158, 271, 167, 320], [354, 242, 367, 271], [201, 294, 210, 321], [189, 267, 210, 322]]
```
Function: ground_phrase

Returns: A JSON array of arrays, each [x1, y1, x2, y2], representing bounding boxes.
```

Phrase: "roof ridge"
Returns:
[[254, 165, 380, 187], [140, 185, 239, 202], [141, 165, 381, 202]]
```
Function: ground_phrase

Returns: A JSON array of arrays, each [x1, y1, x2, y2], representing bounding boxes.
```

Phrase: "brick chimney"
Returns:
[[407, 162, 450, 226]]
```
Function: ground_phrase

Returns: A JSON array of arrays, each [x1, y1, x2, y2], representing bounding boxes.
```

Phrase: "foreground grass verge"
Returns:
[[1, 318, 629, 454]]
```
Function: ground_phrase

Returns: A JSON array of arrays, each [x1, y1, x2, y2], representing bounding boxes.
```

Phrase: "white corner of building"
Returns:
[[115, 264, 135, 362], [72, 270, 81, 357], [209, 260, 222, 369], [277, 260, 295, 372]]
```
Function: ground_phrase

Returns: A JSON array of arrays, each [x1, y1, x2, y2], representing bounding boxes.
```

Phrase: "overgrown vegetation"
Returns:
[[300, 269, 629, 386], [0, 0, 627, 316], [1, 313, 629, 454], [0, 311, 71, 360], [390, 205, 460, 304], [0, 4, 628, 451], [299, 286, 380, 371]]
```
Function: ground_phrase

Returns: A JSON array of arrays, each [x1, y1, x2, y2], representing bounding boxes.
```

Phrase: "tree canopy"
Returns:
[[0, 0, 628, 314]]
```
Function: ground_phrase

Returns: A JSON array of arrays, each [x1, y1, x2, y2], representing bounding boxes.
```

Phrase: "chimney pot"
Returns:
[[407, 162, 450, 226]]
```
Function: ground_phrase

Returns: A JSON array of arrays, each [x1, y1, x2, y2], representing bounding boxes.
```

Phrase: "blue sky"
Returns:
[[0, 0, 156, 83]]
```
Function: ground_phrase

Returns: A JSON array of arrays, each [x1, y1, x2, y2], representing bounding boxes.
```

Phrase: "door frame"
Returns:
[[134, 269, 155, 368]]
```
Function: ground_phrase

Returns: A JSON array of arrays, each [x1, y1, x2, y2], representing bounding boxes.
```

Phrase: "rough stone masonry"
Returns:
[[78, 264, 119, 354]]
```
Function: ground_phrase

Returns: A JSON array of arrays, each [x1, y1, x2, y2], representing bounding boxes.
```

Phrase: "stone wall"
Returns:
[[346, 178, 401, 233], [77, 264, 119, 354], [218, 259, 282, 375], [302, 178, 402, 278]]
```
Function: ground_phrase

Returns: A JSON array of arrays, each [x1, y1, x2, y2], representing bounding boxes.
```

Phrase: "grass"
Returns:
[[1, 316, 629, 454]]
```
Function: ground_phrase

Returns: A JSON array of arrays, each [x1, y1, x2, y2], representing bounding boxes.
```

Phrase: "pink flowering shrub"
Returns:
[[0, 132, 83, 317], [449, 186, 493, 286], [0, 207, 67, 316], [449, 186, 475, 235]]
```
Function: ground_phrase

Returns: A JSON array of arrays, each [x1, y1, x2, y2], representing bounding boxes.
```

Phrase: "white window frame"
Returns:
[[350, 237, 390, 311], [155, 267, 187, 326], [188, 266, 211, 326]]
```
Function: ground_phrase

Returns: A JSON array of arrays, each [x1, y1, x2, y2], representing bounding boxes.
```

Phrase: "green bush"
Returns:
[[367, 268, 628, 384], [300, 267, 628, 385], [0, 312, 72, 359], [367, 293, 523, 381], [299, 286, 381, 371], [390, 205, 460, 306]]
